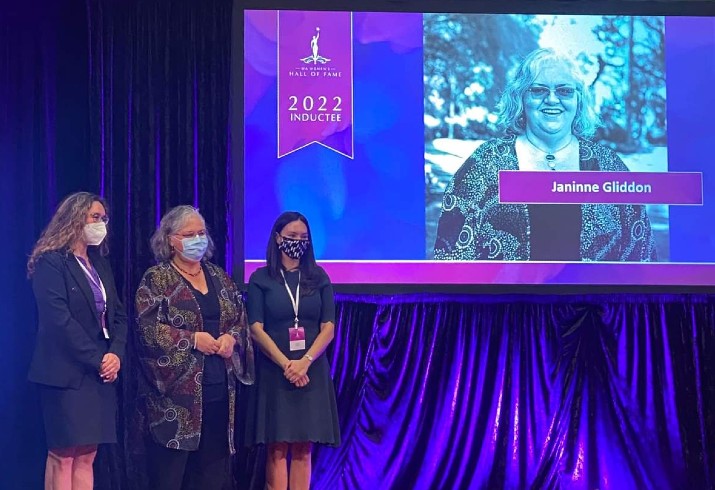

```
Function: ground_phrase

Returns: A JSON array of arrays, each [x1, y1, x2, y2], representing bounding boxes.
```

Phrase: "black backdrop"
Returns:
[[2, 1, 715, 489]]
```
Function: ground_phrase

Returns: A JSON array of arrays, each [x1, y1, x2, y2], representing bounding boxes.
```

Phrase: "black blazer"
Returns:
[[28, 248, 128, 389]]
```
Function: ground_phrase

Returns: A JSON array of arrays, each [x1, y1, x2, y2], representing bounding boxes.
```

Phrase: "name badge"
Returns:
[[289, 326, 306, 351]]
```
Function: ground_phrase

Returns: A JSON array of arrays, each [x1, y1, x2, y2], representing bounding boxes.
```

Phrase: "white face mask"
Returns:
[[84, 222, 107, 246]]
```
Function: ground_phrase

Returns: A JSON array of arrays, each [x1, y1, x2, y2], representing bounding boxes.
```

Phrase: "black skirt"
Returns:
[[39, 373, 118, 449], [245, 354, 341, 446]]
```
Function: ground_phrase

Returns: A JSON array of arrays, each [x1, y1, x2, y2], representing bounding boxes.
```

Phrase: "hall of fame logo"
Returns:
[[277, 12, 354, 158]]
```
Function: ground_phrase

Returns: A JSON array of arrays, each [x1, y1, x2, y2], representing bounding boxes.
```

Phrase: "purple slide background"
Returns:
[[667, 17, 715, 263], [498, 171, 703, 205], [244, 11, 425, 271], [243, 14, 715, 285]]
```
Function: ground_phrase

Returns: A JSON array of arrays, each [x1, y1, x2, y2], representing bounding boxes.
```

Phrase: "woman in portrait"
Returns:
[[134, 205, 254, 490], [27, 191, 127, 490], [245, 211, 340, 490], [434, 48, 657, 262]]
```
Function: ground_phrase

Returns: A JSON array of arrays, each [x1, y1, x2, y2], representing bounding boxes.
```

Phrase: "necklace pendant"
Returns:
[[545, 154, 557, 170]]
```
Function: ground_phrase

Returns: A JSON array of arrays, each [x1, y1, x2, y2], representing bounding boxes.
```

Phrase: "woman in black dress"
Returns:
[[246, 211, 340, 490], [27, 192, 127, 490]]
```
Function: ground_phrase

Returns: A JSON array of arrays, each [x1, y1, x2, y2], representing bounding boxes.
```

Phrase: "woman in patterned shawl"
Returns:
[[434, 48, 656, 262], [134, 205, 254, 490]]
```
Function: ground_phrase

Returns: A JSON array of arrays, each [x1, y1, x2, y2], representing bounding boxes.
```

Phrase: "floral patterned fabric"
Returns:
[[434, 135, 657, 262], [134, 261, 255, 453]]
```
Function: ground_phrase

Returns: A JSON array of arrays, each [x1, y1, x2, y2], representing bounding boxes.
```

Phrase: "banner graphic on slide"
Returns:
[[277, 11, 354, 158]]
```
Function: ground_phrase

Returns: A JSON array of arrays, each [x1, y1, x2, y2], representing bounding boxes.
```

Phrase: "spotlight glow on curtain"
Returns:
[[290, 294, 714, 490]]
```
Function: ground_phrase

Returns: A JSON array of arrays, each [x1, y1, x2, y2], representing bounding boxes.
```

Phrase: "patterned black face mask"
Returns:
[[279, 237, 309, 260]]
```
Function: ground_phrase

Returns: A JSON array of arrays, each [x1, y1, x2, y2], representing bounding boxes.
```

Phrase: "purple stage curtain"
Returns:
[[84, 0, 234, 488], [1, 2, 97, 488], [3, 1, 715, 489], [233, 294, 715, 490]]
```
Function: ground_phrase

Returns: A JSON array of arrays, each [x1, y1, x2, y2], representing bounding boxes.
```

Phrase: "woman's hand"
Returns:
[[194, 332, 220, 355], [99, 353, 120, 381], [284, 358, 311, 383], [216, 334, 236, 359], [293, 374, 310, 388]]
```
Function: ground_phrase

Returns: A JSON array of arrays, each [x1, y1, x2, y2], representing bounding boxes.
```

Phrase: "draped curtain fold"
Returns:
[[85, 1, 233, 487], [2, 2, 95, 488], [289, 295, 714, 490], [2, 1, 714, 489], [54, 2, 715, 488], [86, 0, 233, 288]]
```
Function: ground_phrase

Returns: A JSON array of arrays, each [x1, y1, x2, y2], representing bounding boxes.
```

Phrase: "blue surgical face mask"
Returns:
[[177, 235, 208, 262]]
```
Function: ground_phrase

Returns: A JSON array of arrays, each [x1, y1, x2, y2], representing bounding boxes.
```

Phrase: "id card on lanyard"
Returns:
[[281, 270, 306, 351], [75, 257, 110, 339]]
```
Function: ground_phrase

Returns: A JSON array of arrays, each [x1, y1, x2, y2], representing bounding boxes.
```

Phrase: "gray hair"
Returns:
[[150, 205, 215, 262]]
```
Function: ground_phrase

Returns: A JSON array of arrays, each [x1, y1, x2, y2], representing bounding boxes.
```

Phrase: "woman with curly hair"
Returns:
[[27, 191, 127, 490], [434, 48, 656, 262]]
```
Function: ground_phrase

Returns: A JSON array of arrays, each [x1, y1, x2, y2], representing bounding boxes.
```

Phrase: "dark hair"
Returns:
[[266, 211, 322, 295]]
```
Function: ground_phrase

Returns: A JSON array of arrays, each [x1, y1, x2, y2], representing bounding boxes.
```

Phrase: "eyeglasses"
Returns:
[[173, 230, 207, 239], [89, 213, 109, 224], [527, 86, 577, 100]]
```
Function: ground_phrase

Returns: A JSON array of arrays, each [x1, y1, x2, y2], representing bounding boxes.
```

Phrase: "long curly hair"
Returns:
[[27, 192, 109, 276], [496, 48, 601, 139]]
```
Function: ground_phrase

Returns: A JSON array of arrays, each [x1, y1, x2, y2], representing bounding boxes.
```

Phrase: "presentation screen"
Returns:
[[241, 7, 715, 285]]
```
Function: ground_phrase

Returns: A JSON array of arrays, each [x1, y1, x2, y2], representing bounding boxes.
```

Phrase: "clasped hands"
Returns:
[[100, 353, 120, 383], [194, 332, 236, 358], [283, 357, 311, 388]]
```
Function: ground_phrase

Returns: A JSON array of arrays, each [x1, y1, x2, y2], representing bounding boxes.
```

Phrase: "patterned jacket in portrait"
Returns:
[[434, 135, 657, 262], [134, 261, 255, 453]]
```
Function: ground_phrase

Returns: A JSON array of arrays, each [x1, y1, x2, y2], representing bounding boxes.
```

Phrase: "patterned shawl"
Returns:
[[434, 134, 657, 262], [134, 261, 255, 453]]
